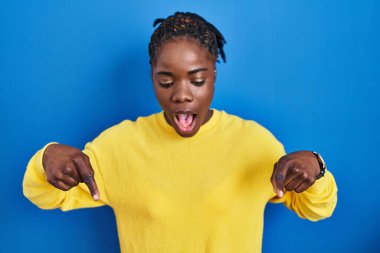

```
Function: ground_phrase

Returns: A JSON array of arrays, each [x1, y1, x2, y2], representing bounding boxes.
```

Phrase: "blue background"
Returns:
[[1, 0, 379, 252]]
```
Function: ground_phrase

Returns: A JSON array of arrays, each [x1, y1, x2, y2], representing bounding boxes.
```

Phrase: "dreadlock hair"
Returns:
[[148, 12, 226, 65]]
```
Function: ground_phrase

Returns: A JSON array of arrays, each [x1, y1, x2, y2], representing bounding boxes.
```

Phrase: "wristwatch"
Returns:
[[311, 151, 327, 180]]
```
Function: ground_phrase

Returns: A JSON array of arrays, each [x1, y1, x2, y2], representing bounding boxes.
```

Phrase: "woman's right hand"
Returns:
[[42, 143, 100, 200]]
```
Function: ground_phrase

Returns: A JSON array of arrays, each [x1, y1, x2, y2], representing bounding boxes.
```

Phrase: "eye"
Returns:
[[192, 80, 205, 87], [159, 82, 174, 88]]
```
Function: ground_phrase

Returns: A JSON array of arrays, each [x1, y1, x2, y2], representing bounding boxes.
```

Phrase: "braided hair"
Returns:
[[149, 12, 226, 65]]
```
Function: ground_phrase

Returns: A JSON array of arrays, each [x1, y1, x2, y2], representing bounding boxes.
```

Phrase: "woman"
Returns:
[[23, 12, 337, 253]]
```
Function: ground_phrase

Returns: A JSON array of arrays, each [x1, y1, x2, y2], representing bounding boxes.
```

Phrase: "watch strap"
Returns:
[[311, 151, 326, 180]]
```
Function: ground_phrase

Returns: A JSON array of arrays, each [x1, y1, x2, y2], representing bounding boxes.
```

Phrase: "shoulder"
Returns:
[[216, 109, 285, 156], [90, 112, 160, 144], [218, 110, 280, 141]]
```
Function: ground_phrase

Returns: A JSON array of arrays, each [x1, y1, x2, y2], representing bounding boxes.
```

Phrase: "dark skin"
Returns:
[[42, 37, 321, 200], [151, 37, 216, 138], [43, 144, 100, 200]]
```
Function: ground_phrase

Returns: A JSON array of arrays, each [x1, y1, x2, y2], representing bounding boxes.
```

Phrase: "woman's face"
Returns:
[[151, 37, 216, 138]]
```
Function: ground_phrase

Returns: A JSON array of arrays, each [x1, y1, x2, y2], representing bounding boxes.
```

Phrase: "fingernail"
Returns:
[[93, 194, 99, 201]]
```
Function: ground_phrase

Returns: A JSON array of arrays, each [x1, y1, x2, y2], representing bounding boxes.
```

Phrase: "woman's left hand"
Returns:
[[271, 151, 321, 198]]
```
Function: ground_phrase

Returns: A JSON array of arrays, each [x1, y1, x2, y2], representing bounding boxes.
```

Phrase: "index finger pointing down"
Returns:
[[83, 174, 100, 201], [274, 174, 285, 198], [271, 160, 290, 198], [74, 156, 100, 201]]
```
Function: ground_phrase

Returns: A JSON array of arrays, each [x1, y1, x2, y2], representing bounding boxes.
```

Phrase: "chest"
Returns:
[[107, 140, 272, 218]]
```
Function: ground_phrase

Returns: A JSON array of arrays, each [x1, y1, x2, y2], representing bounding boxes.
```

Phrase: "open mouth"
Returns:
[[173, 111, 197, 133]]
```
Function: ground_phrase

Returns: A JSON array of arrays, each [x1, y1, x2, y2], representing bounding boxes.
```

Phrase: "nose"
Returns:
[[171, 83, 194, 103]]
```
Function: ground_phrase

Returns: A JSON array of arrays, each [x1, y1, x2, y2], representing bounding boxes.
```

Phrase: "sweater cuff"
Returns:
[[304, 169, 334, 195]]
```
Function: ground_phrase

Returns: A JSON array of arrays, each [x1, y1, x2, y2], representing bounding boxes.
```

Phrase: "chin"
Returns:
[[175, 128, 199, 138]]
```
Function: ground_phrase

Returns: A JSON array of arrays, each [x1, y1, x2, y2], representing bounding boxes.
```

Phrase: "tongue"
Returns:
[[178, 114, 193, 128]]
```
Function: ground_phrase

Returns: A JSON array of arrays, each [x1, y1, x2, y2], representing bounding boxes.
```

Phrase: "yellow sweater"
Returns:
[[23, 109, 338, 253]]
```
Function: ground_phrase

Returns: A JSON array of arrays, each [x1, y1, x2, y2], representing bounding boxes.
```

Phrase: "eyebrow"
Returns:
[[188, 68, 208, 75], [156, 71, 174, 77], [156, 68, 208, 77]]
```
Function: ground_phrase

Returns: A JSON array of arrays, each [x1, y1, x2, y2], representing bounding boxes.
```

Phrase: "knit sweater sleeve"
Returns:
[[250, 120, 338, 222], [22, 142, 110, 211], [269, 169, 338, 222]]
